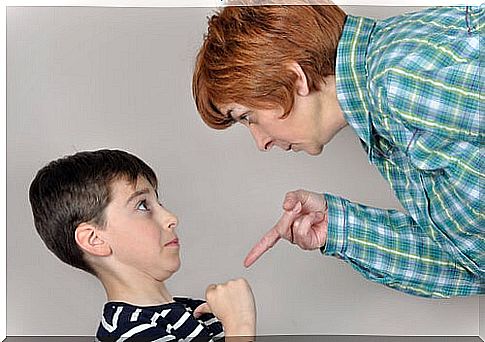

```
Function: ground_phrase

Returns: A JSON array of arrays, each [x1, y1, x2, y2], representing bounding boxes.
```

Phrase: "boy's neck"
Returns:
[[99, 271, 174, 306]]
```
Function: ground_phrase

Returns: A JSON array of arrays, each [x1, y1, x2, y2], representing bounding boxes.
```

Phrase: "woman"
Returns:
[[192, 4, 483, 298]]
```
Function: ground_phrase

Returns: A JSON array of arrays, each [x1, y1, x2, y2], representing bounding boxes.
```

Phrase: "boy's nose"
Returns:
[[161, 207, 178, 230], [166, 215, 178, 230]]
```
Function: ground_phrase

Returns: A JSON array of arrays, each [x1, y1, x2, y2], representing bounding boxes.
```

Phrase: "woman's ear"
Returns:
[[75, 222, 112, 257], [289, 62, 310, 97]]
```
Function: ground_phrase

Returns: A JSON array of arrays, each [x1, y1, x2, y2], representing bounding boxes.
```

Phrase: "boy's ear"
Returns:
[[289, 62, 310, 97], [75, 223, 112, 257]]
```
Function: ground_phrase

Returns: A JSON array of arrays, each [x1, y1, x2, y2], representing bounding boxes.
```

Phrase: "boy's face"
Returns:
[[101, 176, 180, 281]]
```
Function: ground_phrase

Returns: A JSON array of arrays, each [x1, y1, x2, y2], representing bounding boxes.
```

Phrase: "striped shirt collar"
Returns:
[[336, 15, 377, 147]]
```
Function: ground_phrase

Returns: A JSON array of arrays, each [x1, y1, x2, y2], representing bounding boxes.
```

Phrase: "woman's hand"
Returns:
[[244, 189, 328, 267]]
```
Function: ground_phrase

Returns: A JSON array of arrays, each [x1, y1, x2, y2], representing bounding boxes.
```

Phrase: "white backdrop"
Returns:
[[7, 5, 480, 336]]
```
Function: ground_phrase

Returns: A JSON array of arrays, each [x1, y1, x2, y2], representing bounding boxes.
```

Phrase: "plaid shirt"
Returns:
[[323, 6, 484, 297]]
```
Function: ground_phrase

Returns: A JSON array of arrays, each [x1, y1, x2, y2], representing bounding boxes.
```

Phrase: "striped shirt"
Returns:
[[323, 6, 484, 297], [96, 297, 224, 341]]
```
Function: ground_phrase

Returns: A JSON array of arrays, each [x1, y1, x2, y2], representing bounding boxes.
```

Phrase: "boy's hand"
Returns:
[[194, 278, 256, 337]]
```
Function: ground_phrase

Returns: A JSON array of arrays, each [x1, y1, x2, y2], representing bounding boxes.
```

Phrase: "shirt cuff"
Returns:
[[320, 193, 346, 256]]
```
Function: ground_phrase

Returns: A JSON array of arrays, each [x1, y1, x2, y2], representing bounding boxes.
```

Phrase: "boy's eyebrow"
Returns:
[[126, 188, 150, 205]]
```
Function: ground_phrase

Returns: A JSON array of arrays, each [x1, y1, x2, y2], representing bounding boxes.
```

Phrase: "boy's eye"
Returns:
[[137, 200, 149, 211]]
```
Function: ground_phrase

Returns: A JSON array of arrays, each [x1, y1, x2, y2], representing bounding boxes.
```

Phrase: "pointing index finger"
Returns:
[[244, 228, 280, 267], [244, 206, 300, 268]]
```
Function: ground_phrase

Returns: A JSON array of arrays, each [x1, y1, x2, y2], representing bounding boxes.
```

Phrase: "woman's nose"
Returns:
[[249, 125, 273, 151]]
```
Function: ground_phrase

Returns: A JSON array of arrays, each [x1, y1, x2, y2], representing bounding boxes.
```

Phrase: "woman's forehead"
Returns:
[[218, 103, 248, 116]]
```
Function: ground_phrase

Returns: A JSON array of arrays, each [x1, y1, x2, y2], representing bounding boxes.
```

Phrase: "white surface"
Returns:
[[5, 0, 484, 7], [6, 6, 480, 336]]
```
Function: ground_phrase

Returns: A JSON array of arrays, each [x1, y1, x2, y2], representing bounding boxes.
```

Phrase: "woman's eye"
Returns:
[[137, 200, 149, 211], [239, 114, 251, 125]]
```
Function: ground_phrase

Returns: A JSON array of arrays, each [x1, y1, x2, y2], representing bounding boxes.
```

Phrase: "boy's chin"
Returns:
[[167, 260, 181, 274]]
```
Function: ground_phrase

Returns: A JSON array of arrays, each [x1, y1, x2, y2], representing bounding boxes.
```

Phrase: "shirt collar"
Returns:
[[335, 15, 376, 147]]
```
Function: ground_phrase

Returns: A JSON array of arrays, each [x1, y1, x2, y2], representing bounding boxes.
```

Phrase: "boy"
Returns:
[[29, 149, 256, 341]]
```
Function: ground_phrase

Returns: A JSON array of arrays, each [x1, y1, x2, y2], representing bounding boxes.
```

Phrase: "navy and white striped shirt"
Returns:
[[96, 297, 224, 341]]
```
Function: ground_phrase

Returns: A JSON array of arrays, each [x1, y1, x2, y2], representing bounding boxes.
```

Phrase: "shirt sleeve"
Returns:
[[321, 193, 484, 298]]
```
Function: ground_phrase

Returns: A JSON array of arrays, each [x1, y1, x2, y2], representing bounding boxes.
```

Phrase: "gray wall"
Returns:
[[7, 6, 480, 336]]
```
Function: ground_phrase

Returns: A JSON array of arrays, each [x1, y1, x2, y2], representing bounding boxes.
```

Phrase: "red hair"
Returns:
[[192, 5, 346, 129]]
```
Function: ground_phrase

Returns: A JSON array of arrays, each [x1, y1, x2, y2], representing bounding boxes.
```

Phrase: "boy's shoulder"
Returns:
[[96, 298, 223, 341], [172, 296, 204, 311]]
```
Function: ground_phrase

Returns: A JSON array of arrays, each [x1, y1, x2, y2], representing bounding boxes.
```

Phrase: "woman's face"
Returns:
[[219, 76, 345, 156], [220, 103, 325, 155]]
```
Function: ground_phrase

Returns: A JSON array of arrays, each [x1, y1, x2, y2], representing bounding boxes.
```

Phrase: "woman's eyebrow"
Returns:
[[229, 109, 248, 121], [226, 109, 239, 124]]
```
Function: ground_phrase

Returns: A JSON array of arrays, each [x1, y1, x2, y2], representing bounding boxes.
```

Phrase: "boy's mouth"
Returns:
[[164, 238, 179, 247]]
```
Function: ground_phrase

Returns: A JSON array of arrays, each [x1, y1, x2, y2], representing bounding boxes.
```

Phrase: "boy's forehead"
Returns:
[[110, 176, 155, 198]]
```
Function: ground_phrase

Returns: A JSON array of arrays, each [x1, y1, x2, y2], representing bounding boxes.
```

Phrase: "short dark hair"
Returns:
[[29, 149, 158, 275]]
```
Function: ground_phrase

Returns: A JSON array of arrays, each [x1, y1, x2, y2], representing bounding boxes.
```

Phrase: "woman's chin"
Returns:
[[305, 145, 324, 156]]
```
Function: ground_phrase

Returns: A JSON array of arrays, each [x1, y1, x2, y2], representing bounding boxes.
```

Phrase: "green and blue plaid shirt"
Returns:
[[323, 6, 484, 297]]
